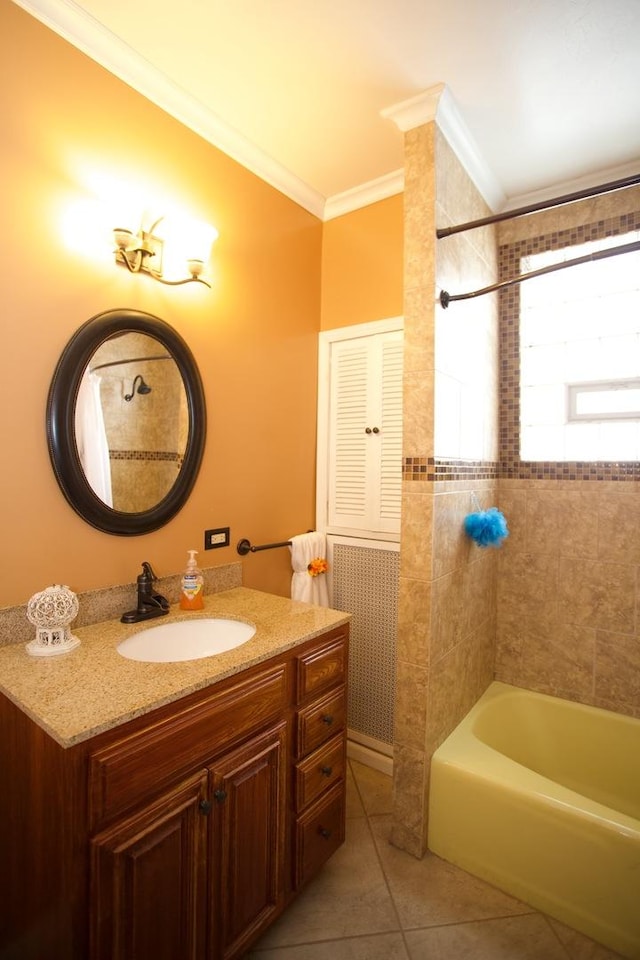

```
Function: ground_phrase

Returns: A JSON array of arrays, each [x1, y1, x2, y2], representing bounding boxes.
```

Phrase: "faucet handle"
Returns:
[[121, 561, 168, 623], [139, 561, 157, 583]]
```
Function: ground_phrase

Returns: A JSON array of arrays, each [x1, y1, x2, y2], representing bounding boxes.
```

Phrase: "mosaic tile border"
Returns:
[[499, 209, 640, 483], [404, 457, 499, 482], [110, 450, 183, 463], [501, 460, 640, 481]]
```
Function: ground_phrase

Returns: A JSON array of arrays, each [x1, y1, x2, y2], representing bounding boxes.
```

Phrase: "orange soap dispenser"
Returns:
[[179, 549, 204, 610]]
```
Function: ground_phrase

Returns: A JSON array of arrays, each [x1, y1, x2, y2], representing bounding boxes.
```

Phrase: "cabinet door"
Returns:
[[90, 770, 208, 960], [208, 722, 287, 960], [326, 329, 403, 537]]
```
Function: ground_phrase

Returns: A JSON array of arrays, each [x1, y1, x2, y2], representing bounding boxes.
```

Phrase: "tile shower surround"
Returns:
[[400, 209, 640, 718], [498, 208, 640, 482], [393, 136, 640, 860], [403, 209, 640, 484]]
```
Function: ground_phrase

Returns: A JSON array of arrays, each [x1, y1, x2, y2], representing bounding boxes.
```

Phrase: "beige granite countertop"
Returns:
[[0, 587, 350, 749]]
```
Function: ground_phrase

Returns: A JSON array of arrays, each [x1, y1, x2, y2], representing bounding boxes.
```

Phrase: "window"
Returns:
[[519, 230, 640, 461], [567, 379, 640, 422]]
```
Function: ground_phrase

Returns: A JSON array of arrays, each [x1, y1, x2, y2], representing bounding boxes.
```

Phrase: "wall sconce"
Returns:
[[113, 216, 217, 287]]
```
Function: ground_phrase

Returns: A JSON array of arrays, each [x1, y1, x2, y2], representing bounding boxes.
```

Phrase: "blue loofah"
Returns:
[[464, 507, 509, 548]]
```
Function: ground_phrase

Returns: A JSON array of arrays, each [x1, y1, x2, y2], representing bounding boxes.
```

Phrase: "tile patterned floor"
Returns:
[[248, 760, 625, 960]]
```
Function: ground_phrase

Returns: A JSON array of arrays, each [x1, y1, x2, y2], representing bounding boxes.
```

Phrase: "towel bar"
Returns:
[[236, 538, 292, 556], [237, 531, 315, 556]]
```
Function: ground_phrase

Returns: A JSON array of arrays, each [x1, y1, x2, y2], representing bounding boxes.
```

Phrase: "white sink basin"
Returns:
[[117, 617, 256, 663]]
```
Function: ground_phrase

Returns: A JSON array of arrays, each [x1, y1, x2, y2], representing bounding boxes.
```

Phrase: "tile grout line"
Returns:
[[348, 759, 415, 958]]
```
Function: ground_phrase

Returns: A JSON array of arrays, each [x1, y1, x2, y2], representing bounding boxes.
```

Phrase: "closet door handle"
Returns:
[[372, 426, 380, 434], [365, 426, 380, 434], [365, 427, 372, 434]]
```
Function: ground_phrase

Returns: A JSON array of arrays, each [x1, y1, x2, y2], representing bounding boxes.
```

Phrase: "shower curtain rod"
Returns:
[[91, 354, 171, 372], [436, 172, 640, 239], [439, 239, 640, 309]]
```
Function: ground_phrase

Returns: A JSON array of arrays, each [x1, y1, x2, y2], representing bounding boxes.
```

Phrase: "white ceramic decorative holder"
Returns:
[[26, 585, 80, 657]]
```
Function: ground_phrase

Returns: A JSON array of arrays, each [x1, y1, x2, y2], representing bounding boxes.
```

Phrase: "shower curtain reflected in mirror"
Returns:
[[74, 369, 113, 505]]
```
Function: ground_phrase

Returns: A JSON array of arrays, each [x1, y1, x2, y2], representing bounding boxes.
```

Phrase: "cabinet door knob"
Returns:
[[318, 827, 332, 839], [199, 799, 212, 815], [365, 427, 372, 434], [372, 426, 380, 434], [321, 714, 334, 725], [213, 789, 227, 803], [320, 765, 333, 777]]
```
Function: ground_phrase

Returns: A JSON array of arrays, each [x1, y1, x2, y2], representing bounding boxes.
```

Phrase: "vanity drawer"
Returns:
[[295, 631, 347, 704], [293, 781, 345, 889], [294, 734, 345, 811], [295, 687, 345, 759], [89, 663, 287, 828]]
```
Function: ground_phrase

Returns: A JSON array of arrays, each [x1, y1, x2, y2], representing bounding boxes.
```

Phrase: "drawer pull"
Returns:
[[320, 765, 333, 777], [321, 714, 334, 725], [213, 789, 227, 804], [318, 827, 332, 840]]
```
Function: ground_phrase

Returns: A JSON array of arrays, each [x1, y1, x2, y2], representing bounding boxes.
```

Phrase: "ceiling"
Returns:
[[16, 0, 640, 219]]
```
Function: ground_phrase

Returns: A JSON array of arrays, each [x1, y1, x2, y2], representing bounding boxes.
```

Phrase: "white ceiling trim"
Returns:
[[324, 170, 404, 221], [501, 159, 640, 212], [382, 84, 506, 213], [380, 84, 447, 132], [435, 87, 506, 213], [11, 0, 327, 218]]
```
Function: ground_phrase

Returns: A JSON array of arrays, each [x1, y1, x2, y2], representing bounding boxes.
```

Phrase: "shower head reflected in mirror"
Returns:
[[124, 374, 152, 402]]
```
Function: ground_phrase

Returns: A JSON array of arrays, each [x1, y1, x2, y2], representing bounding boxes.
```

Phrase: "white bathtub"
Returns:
[[428, 681, 640, 959]]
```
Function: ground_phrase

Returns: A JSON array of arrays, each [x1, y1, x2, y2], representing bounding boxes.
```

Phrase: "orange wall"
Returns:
[[0, 3, 322, 605], [0, 4, 405, 609], [320, 196, 404, 329]]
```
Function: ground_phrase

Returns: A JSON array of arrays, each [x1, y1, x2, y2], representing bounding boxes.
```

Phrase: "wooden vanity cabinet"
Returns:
[[90, 722, 287, 960], [90, 769, 210, 960], [292, 633, 348, 889], [0, 624, 348, 960]]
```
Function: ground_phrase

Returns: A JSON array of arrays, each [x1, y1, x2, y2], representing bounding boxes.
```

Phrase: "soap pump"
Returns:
[[180, 550, 204, 610]]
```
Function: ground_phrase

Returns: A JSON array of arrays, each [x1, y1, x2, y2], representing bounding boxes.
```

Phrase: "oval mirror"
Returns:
[[47, 308, 206, 535]]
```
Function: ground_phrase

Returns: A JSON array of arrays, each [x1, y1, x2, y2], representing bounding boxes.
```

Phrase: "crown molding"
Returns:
[[435, 86, 506, 212], [380, 83, 447, 131], [12, 0, 327, 218], [503, 159, 640, 211], [324, 170, 404, 220], [381, 83, 505, 212]]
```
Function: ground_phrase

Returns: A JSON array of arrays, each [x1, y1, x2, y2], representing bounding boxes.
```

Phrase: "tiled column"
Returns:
[[388, 112, 438, 857], [383, 87, 499, 857]]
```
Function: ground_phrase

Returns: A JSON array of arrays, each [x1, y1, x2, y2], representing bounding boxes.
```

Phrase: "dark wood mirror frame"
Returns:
[[46, 308, 206, 535]]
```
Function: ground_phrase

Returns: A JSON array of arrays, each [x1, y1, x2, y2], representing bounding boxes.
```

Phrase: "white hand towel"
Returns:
[[289, 532, 329, 607]]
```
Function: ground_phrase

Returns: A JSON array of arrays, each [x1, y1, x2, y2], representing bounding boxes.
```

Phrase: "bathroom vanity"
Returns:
[[0, 588, 350, 960]]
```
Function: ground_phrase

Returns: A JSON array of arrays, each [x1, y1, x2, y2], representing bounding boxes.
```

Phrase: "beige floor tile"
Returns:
[[349, 759, 393, 816], [249, 760, 619, 960], [248, 931, 410, 959], [250, 818, 399, 950], [404, 914, 568, 959], [546, 918, 627, 959], [369, 815, 534, 929], [345, 763, 366, 818]]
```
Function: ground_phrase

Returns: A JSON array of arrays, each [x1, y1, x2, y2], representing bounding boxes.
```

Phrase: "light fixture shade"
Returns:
[[187, 220, 219, 264], [113, 212, 217, 287], [187, 259, 205, 279], [113, 228, 135, 249]]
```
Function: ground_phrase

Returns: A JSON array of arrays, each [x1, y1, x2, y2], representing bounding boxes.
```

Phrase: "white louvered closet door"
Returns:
[[326, 329, 403, 538]]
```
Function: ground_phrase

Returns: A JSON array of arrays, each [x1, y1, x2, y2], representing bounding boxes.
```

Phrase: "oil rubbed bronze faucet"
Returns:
[[121, 561, 170, 624]]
